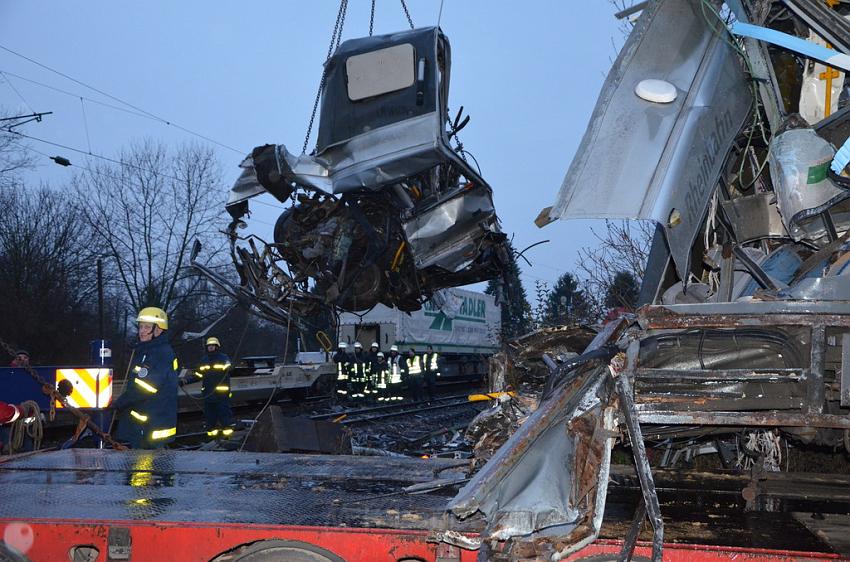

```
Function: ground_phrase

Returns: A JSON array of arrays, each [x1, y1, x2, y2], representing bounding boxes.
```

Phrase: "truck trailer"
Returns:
[[337, 288, 500, 382]]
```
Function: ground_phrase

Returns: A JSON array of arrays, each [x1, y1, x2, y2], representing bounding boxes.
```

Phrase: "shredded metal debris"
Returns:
[[443, 0, 850, 559]]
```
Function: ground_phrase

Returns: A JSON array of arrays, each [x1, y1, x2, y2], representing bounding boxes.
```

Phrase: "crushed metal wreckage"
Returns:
[[443, 0, 850, 560], [193, 27, 508, 322]]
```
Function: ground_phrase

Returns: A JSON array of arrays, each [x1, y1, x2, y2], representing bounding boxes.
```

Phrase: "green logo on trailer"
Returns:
[[429, 312, 453, 331], [425, 295, 487, 331]]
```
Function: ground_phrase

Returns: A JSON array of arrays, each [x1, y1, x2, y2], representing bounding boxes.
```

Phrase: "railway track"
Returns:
[[311, 393, 480, 425]]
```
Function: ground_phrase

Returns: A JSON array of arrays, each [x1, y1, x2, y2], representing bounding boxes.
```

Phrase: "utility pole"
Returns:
[[97, 258, 104, 339]]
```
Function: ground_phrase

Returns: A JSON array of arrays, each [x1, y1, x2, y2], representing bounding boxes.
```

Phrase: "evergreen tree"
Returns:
[[485, 242, 531, 340], [604, 270, 640, 310], [543, 272, 592, 326]]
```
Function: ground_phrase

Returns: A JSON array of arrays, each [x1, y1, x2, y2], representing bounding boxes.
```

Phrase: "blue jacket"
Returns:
[[195, 351, 232, 399], [114, 334, 178, 446]]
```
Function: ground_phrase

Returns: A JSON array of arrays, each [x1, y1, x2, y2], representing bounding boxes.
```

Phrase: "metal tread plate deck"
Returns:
[[0, 450, 477, 531]]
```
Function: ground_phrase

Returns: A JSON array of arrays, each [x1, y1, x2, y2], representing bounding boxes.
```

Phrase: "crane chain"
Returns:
[[302, 0, 350, 155], [399, 0, 414, 29], [369, 0, 376, 36], [0, 336, 127, 450]]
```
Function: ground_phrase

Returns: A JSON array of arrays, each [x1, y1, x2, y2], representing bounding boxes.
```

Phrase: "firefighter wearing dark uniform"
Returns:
[[405, 348, 424, 402], [350, 342, 367, 402], [195, 336, 234, 438], [387, 346, 404, 402], [333, 343, 352, 401], [364, 342, 380, 401], [373, 351, 388, 401], [422, 345, 440, 401], [113, 307, 178, 449]]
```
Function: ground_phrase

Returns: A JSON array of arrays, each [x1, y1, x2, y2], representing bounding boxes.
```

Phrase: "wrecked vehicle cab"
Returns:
[[217, 27, 507, 317], [447, 1, 850, 560]]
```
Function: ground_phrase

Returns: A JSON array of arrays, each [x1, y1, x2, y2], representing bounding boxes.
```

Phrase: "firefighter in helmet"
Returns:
[[333, 343, 352, 401], [373, 351, 388, 401], [387, 345, 404, 402], [194, 336, 234, 439], [351, 341, 367, 402], [365, 342, 380, 402], [422, 344, 440, 401], [405, 347, 424, 402], [113, 307, 179, 449]]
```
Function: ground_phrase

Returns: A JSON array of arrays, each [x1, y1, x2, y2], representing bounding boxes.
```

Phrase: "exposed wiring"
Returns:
[[699, 0, 772, 193]]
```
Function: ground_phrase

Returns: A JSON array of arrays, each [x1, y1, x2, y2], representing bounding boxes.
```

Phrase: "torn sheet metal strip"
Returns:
[[637, 301, 850, 330], [448, 318, 627, 548], [635, 409, 850, 429], [545, 0, 752, 281], [615, 344, 663, 562], [781, 0, 850, 56], [727, 0, 785, 133], [731, 22, 850, 72]]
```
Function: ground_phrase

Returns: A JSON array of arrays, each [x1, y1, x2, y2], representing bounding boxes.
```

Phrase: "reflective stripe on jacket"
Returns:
[[197, 351, 232, 396], [114, 334, 178, 445]]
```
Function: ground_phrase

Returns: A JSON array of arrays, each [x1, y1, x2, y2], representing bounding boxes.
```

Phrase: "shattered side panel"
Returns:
[[448, 321, 626, 550], [449, 364, 615, 543], [545, 0, 752, 279], [402, 186, 498, 271]]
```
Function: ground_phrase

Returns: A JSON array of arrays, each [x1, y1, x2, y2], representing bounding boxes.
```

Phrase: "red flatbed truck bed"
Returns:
[[0, 449, 845, 562]]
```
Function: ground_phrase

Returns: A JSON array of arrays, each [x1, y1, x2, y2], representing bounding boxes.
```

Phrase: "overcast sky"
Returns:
[[0, 1, 626, 296]]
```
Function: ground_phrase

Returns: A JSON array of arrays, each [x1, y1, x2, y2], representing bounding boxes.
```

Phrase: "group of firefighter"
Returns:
[[113, 307, 236, 448], [2, 307, 234, 451], [333, 342, 440, 404]]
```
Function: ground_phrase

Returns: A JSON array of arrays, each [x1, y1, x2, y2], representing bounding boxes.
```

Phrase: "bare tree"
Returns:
[[74, 140, 228, 320], [0, 110, 35, 190], [577, 220, 653, 312], [0, 185, 99, 362]]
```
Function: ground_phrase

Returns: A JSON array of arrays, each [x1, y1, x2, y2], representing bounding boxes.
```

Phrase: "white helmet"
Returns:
[[390, 345, 399, 352], [370, 342, 379, 349], [354, 341, 363, 349], [338, 342, 347, 350], [377, 352, 385, 358]]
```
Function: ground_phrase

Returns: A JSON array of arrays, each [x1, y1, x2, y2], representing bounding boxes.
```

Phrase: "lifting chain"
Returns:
[[303, 0, 415, 154], [399, 0, 414, 29], [0, 336, 127, 450], [302, 0, 350, 155]]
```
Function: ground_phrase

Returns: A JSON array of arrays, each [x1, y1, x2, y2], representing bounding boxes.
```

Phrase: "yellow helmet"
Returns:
[[206, 337, 221, 347], [136, 307, 168, 330]]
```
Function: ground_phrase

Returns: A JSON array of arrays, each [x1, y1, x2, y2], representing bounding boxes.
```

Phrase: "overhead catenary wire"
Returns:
[[12, 141, 280, 228], [6, 130, 187, 183], [0, 70, 35, 113], [79, 97, 92, 154], [0, 69, 161, 121], [0, 43, 243, 155]]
